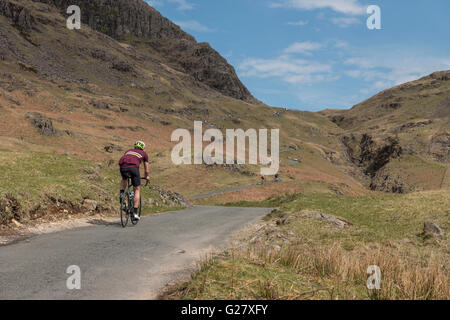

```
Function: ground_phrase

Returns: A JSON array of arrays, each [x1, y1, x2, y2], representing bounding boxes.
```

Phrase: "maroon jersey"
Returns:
[[119, 149, 149, 168]]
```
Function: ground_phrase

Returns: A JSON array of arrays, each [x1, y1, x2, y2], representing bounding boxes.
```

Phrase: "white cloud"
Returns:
[[239, 55, 333, 84], [333, 40, 349, 48], [284, 41, 323, 55], [287, 20, 309, 26], [168, 0, 194, 10], [175, 20, 215, 32], [345, 69, 361, 78], [284, 73, 339, 84], [146, 0, 193, 10], [331, 16, 362, 27], [270, 0, 365, 15], [344, 54, 450, 90]]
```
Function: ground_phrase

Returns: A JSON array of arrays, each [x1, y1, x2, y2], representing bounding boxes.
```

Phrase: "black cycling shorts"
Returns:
[[120, 167, 141, 187]]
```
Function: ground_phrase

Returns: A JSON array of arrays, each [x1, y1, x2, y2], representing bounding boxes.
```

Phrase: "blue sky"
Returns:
[[146, 0, 450, 111]]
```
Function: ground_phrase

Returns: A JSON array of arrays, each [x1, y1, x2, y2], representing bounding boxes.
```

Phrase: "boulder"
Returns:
[[302, 211, 351, 228], [104, 144, 122, 153], [11, 218, 21, 227], [423, 222, 444, 238], [82, 199, 97, 212], [276, 215, 289, 226]]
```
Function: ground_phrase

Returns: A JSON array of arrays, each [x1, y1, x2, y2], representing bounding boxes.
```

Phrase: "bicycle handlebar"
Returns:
[[141, 177, 149, 187]]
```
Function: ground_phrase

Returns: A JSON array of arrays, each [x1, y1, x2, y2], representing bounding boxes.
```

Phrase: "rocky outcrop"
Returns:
[[342, 134, 402, 177], [430, 70, 450, 81], [430, 133, 450, 162], [364, 136, 402, 177], [0, 0, 35, 32], [148, 186, 190, 207], [167, 41, 257, 103], [26, 112, 57, 136], [32, 0, 193, 41], [342, 134, 404, 193], [369, 168, 408, 193], [301, 211, 351, 229], [30, 0, 257, 103], [397, 120, 432, 132], [0, 193, 21, 225]]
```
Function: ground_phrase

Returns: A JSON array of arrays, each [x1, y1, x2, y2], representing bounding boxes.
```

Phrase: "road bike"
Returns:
[[120, 176, 148, 228]]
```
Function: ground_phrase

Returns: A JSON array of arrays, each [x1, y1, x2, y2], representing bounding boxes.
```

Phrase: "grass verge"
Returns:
[[164, 189, 449, 300], [0, 151, 186, 227]]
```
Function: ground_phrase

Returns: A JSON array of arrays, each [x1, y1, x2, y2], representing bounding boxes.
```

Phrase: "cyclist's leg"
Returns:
[[120, 178, 127, 190], [119, 169, 128, 202], [133, 185, 141, 209], [130, 167, 141, 219]]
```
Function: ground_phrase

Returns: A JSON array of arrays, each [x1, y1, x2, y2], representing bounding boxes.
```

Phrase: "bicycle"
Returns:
[[120, 175, 148, 228]]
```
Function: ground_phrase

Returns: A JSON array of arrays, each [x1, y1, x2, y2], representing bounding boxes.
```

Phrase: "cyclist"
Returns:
[[119, 141, 150, 221]]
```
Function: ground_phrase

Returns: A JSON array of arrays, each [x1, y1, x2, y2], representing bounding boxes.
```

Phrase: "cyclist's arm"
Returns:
[[144, 161, 150, 179]]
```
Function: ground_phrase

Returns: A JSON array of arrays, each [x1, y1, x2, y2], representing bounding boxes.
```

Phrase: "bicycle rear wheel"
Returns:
[[120, 191, 130, 228]]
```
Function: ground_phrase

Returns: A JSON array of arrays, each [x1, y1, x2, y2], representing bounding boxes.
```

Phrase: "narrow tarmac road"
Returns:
[[190, 185, 259, 200], [0, 205, 271, 300]]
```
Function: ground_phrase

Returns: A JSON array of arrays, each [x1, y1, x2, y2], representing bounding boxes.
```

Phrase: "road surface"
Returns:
[[0, 205, 271, 300], [190, 185, 259, 200]]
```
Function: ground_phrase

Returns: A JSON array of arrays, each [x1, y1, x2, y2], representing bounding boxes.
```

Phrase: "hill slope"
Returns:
[[321, 71, 450, 193], [1, 0, 257, 103], [0, 0, 448, 228]]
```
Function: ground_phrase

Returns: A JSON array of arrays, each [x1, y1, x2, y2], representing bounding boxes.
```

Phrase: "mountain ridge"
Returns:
[[1, 0, 257, 103]]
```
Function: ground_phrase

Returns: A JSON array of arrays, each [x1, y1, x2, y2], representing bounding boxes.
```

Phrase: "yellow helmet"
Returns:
[[134, 141, 146, 150]]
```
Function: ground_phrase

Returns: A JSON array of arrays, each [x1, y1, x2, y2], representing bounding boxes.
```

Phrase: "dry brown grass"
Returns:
[[249, 243, 449, 300], [167, 241, 449, 300]]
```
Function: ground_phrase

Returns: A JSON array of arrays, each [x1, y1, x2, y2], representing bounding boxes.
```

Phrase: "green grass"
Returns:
[[0, 151, 185, 224], [171, 250, 337, 300], [167, 189, 449, 300], [226, 190, 450, 243]]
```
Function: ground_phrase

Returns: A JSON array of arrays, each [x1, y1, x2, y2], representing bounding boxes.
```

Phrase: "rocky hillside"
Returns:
[[321, 71, 450, 193], [1, 0, 257, 103]]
